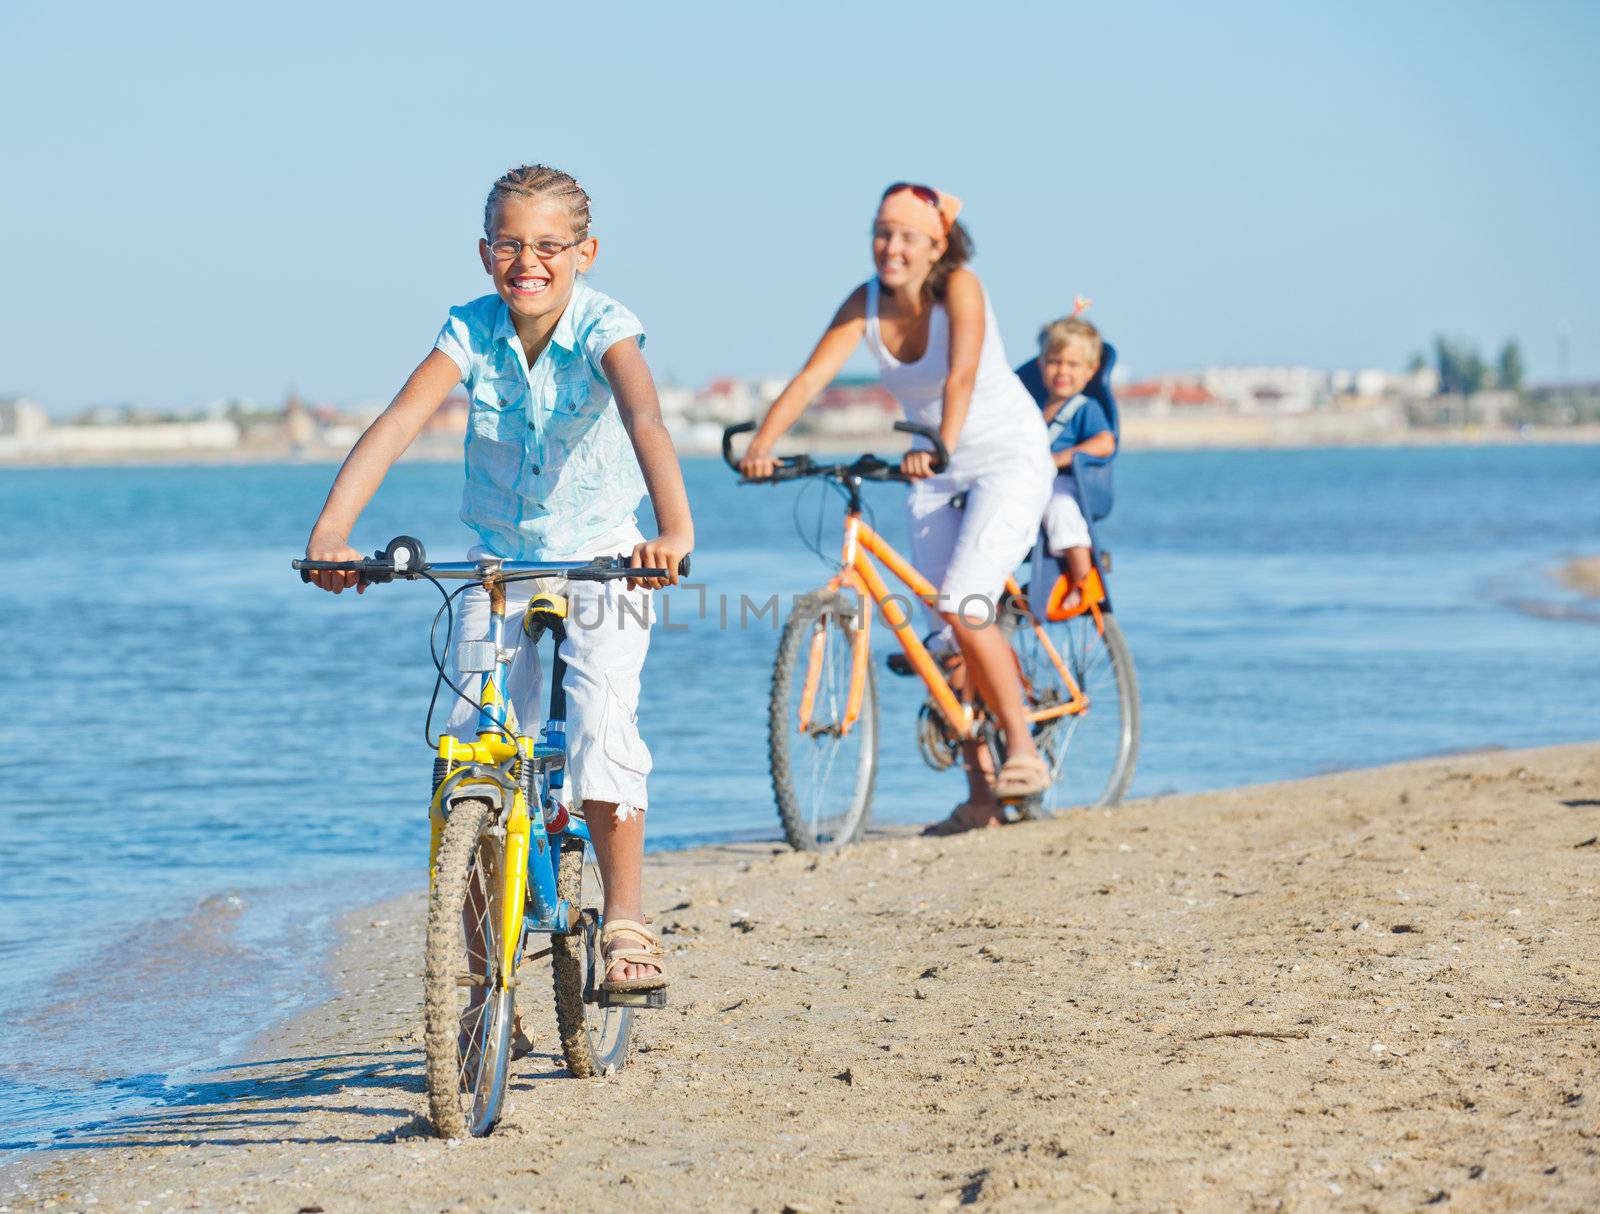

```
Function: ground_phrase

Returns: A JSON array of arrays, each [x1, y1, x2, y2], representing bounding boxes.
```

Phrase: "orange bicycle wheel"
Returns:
[[1005, 603, 1140, 818], [769, 590, 879, 850]]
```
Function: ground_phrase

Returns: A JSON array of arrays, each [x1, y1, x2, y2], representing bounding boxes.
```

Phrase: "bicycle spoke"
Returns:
[[455, 837, 503, 1097], [457, 1001, 486, 1090]]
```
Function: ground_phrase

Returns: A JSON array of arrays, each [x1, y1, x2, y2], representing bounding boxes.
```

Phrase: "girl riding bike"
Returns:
[[303, 164, 693, 997], [740, 182, 1054, 834]]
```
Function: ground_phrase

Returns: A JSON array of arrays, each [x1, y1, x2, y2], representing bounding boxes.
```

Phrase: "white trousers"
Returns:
[[1043, 480, 1092, 553], [445, 526, 653, 819], [906, 448, 1054, 624]]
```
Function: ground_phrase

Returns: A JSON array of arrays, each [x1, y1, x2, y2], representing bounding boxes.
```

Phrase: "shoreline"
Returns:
[[3, 426, 1600, 470], [7, 740, 1598, 1212]]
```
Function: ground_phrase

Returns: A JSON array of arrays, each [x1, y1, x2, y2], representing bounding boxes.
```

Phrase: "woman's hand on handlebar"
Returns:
[[305, 529, 366, 594], [900, 449, 939, 479], [739, 440, 779, 482], [628, 527, 692, 591]]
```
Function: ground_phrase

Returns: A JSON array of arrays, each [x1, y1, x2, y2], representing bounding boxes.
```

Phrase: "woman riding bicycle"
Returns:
[[740, 182, 1054, 834]]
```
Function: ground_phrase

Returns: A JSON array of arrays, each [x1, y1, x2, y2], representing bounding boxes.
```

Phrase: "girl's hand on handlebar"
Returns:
[[305, 531, 366, 594], [628, 530, 691, 591], [738, 442, 778, 481], [900, 449, 938, 479]]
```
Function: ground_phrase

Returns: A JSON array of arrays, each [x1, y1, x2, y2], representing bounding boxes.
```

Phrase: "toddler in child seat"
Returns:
[[1032, 316, 1114, 610]]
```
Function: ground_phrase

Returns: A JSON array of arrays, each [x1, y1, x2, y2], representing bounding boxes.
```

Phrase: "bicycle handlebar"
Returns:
[[721, 420, 950, 485], [294, 535, 691, 587]]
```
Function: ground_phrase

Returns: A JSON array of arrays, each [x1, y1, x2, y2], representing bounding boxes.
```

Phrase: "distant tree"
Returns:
[[1497, 339, 1525, 392], [1406, 351, 1427, 373], [1434, 336, 1486, 396]]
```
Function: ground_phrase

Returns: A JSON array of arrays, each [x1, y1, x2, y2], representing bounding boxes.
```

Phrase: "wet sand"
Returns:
[[6, 742, 1599, 1212]]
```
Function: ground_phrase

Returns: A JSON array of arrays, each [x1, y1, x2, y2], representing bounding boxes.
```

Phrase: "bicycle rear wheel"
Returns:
[[770, 590, 879, 851], [1006, 606, 1140, 819], [551, 835, 636, 1076], [423, 797, 516, 1138]]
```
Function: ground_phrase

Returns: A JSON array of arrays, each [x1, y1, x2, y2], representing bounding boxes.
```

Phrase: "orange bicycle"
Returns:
[[725, 422, 1139, 850]]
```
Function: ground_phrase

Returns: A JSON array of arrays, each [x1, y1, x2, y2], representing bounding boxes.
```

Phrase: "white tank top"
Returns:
[[863, 277, 1048, 472]]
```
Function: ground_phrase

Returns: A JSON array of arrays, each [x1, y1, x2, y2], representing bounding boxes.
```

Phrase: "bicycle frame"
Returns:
[[807, 509, 1097, 740], [426, 576, 588, 992]]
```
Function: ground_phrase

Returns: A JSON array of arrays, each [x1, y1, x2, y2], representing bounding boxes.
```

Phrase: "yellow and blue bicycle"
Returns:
[[294, 536, 685, 1139]]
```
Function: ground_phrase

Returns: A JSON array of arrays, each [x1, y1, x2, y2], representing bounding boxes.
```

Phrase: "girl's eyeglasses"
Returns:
[[486, 236, 584, 261], [882, 182, 941, 208]]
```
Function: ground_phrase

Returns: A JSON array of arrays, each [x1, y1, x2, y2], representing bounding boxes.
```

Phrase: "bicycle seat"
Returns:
[[522, 592, 569, 640]]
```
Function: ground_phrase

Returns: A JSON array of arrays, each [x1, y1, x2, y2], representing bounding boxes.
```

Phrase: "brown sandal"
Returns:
[[993, 753, 1051, 799], [600, 919, 668, 993]]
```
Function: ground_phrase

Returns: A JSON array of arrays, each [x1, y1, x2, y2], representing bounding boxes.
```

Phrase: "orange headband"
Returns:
[[876, 184, 963, 243]]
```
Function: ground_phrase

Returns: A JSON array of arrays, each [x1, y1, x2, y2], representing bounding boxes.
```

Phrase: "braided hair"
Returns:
[[484, 164, 592, 238]]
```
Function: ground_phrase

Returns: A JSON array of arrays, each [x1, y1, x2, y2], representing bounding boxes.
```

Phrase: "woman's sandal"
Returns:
[[921, 800, 1007, 836], [992, 752, 1051, 799], [600, 919, 668, 993]]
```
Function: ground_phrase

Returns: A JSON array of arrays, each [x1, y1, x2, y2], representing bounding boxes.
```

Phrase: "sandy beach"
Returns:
[[6, 742, 1599, 1213]]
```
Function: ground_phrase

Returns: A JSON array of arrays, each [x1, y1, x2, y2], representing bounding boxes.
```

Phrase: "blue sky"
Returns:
[[1, 0, 1596, 413]]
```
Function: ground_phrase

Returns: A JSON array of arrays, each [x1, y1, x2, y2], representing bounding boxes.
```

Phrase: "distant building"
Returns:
[[0, 397, 48, 439], [693, 377, 760, 424], [1117, 378, 1217, 417], [807, 377, 898, 435], [656, 384, 694, 424], [423, 393, 469, 436], [1200, 367, 1325, 414], [282, 391, 317, 447]]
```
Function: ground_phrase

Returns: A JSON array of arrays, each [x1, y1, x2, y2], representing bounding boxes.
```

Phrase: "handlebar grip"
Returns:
[[722, 421, 755, 471], [292, 557, 384, 586], [626, 554, 692, 580], [893, 421, 950, 472], [294, 538, 424, 587]]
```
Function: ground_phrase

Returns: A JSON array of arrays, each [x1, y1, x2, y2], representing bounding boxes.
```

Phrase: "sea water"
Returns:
[[1, 445, 1597, 1153]]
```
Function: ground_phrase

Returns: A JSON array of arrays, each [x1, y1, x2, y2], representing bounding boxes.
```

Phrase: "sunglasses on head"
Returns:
[[882, 182, 940, 208]]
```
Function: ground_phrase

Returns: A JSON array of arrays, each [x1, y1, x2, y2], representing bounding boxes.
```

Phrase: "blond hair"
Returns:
[[484, 164, 592, 238], [1038, 315, 1102, 364]]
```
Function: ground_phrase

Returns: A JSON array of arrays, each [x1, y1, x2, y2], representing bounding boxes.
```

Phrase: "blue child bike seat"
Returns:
[[1015, 340, 1119, 522]]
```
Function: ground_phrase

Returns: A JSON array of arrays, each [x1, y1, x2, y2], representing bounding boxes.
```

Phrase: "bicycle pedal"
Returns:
[[594, 988, 668, 1010], [887, 648, 960, 678]]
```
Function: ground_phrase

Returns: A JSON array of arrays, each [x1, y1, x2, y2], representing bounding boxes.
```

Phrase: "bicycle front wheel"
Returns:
[[423, 797, 516, 1138], [551, 835, 635, 1076], [770, 590, 879, 851], [1007, 607, 1140, 819]]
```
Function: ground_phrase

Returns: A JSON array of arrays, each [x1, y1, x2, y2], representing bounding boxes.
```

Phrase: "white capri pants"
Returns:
[[446, 527, 653, 820], [907, 451, 1053, 625], [1043, 478, 1092, 553]]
